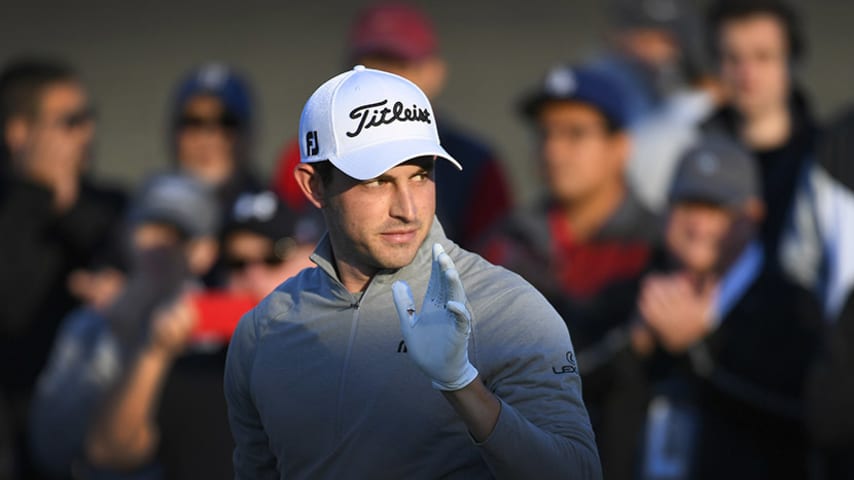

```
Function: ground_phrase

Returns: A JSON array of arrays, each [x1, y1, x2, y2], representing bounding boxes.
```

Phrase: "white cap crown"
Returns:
[[298, 65, 460, 180]]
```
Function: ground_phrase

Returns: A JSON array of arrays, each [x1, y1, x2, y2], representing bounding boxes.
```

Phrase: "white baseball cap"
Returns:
[[298, 65, 461, 180]]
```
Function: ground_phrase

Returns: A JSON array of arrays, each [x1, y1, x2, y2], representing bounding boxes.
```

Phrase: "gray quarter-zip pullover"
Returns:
[[224, 219, 601, 479]]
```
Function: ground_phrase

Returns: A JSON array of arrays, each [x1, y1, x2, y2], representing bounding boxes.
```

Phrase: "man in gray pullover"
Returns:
[[224, 65, 602, 479]]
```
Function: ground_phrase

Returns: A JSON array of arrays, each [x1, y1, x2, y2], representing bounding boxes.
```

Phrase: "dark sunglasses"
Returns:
[[226, 254, 284, 272], [178, 112, 240, 130], [58, 107, 95, 129]]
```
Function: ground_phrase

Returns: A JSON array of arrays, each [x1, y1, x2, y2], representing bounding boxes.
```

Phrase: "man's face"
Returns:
[[666, 202, 746, 274], [225, 231, 314, 300], [22, 81, 94, 172], [321, 158, 435, 274], [718, 13, 790, 117], [536, 101, 627, 205], [176, 94, 238, 186], [132, 222, 184, 251]]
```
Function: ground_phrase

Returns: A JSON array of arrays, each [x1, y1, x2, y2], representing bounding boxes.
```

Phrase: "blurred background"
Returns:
[[4, 1, 854, 479], [2, 0, 851, 202]]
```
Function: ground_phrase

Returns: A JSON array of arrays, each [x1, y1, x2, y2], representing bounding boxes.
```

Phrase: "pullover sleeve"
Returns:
[[472, 282, 602, 480], [224, 308, 280, 480]]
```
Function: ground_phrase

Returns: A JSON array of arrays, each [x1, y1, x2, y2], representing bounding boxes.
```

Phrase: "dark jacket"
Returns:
[[0, 174, 125, 395], [642, 247, 824, 480], [702, 90, 819, 270], [0, 174, 125, 479], [433, 118, 512, 249], [801, 107, 854, 479]]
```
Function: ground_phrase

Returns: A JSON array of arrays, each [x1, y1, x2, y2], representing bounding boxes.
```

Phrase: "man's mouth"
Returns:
[[380, 228, 419, 244]]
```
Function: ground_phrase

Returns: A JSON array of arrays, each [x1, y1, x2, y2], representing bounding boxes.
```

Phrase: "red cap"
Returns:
[[348, 2, 438, 62]]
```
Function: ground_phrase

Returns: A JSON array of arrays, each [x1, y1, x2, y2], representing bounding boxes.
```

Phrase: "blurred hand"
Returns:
[[149, 297, 197, 358], [68, 267, 126, 311], [639, 273, 717, 354]]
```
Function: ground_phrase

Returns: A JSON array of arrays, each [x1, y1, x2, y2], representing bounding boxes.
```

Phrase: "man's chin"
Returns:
[[373, 236, 428, 270], [375, 247, 420, 271]]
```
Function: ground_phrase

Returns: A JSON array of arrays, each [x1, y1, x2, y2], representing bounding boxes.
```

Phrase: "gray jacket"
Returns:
[[224, 220, 601, 479]]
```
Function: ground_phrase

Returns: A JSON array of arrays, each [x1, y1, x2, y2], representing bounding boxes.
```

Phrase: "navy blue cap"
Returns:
[[521, 64, 630, 130], [172, 63, 253, 129]]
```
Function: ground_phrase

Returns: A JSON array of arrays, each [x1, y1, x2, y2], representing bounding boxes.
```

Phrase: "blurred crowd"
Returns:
[[1, 0, 853, 479]]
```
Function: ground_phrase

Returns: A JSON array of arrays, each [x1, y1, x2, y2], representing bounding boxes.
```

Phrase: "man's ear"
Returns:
[[294, 163, 325, 209]]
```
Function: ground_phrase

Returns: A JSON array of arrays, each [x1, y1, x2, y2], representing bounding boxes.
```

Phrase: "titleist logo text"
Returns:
[[346, 99, 431, 138]]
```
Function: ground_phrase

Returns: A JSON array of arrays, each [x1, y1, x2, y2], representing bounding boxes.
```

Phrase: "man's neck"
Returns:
[[333, 258, 376, 294], [559, 182, 626, 243], [740, 102, 791, 151]]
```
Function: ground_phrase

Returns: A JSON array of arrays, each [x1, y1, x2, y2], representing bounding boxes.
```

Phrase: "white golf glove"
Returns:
[[392, 243, 479, 391]]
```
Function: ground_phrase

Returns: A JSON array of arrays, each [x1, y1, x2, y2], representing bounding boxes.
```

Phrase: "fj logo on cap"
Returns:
[[346, 99, 431, 138], [305, 130, 319, 156]]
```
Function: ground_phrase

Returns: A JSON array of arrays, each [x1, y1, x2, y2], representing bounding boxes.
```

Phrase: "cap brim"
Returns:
[[520, 92, 623, 127], [669, 183, 747, 208], [329, 138, 461, 180]]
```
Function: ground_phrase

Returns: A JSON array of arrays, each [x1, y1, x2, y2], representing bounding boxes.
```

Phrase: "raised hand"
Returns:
[[392, 243, 479, 391]]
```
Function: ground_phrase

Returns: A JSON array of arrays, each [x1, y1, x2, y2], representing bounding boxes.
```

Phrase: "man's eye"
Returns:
[[363, 179, 384, 187], [413, 172, 429, 182]]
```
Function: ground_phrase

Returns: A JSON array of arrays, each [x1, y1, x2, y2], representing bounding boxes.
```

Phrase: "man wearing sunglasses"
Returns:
[[223, 191, 319, 301], [170, 64, 262, 222], [169, 64, 264, 288], [0, 58, 125, 479]]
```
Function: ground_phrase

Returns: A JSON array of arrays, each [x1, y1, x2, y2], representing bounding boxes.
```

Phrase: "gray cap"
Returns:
[[669, 135, 759, 208], [130, 173, 220, 238]]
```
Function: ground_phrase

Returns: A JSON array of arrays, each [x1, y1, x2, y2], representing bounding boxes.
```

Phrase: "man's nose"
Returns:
[[389, 183, 416, 221]]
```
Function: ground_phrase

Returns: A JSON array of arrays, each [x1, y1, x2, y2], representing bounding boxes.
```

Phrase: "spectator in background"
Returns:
[[798, 107, 854, 479], [479, 64, 657, 480], [170, 63, 263, 285], [636, 136, 822, 480], [171, 63, 261, 204], [703, 0, 818, 279], [222, 190, 321, 301], [0, 58, 126, 479], [29, 174, 232, 480], [590, 0, 722, 212], [272, 1, 512, 249]]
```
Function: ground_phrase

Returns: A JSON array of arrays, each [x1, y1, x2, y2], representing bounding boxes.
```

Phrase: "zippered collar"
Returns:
[[309, 217, 452, 295]]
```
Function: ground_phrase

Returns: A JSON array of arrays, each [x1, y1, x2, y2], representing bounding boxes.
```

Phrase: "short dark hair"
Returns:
[[312, 160, 336, 188], [0, 58, 77, 125], [311, 156, 436, 190], [706, 0, 804, 63]]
